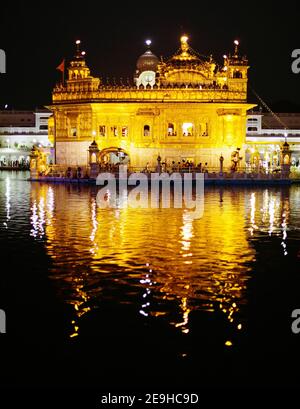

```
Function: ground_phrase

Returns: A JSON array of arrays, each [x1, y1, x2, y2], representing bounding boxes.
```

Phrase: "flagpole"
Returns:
[[62, 59, 65, 85]]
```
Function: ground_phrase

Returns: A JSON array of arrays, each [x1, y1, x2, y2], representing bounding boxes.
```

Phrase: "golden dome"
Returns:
[[157, 36, 215, 86], [136, 49, 159, 73]]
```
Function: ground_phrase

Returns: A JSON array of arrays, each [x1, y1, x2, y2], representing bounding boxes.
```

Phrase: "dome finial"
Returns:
[[74, 40, 86, 60], [180, 35, 189, 52], [75, 40, 83, 58], [145, 39, 152, 48], [234, 39, 239, 57]]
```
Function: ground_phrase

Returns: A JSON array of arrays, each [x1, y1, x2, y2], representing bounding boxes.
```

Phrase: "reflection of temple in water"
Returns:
[[29, 183, 292, 343]]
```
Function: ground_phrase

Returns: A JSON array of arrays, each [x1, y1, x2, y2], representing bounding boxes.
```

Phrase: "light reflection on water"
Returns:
[[1, 172, 299, 349], [26, 180, 294, 343]]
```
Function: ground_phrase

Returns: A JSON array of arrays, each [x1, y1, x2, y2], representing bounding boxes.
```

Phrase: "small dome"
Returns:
[[89, 140, 99, 150], [136, 49, 159, 73]]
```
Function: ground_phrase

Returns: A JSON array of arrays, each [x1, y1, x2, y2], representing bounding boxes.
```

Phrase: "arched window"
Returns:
[[182, 122, 194, 136], [167, 123, 176, 136], [233, 70, 242, 78], [111, 126, 118, 136], [200, 122, 209, 136], [99, 125, 106, 136], [144, 125, 150, 136], [71, 127, 77, 137]]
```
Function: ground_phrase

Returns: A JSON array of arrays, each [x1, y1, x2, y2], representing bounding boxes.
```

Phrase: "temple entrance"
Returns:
[[99, 147, 130, 165]]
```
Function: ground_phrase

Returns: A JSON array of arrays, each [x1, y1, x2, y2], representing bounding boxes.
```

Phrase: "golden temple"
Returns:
[[48, 36, 255, 169]]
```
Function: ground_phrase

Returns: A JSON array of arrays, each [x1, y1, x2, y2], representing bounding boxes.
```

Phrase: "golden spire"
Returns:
[[74, 40, 86, 60], [173, 34, 196, 61], [75, 40, 82, 58], [180, 35, 189, 53], [234, 40, 239, 57], [166, 34, 201, 66]]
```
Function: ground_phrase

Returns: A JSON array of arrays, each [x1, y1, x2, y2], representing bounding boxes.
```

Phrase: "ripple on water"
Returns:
[[1, 172, 300, 345]]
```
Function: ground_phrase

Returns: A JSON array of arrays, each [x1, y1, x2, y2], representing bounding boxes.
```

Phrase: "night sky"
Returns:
[[0, 2, 299, 110]]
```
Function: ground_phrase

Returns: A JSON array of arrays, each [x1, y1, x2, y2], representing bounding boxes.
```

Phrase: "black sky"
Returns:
[[0, 1, 299, 110]]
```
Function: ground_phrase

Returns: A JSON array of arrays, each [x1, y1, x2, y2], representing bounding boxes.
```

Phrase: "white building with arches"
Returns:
[[0, 109, 53, 167], [246, 111, 300, 172]]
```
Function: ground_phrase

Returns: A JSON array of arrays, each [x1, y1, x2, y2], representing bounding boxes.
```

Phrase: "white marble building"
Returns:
[[246, 111, 300, 170], [0, 109, 53, 166]]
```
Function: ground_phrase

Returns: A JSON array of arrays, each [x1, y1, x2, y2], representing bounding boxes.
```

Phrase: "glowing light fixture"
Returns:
[[81, 51, 86, 56], [76, 40, 81, 45], [181, 35, 188, 43], [145, 39, 152, 46], [234, 40, 239, 46], [223, 55, 227, 59]]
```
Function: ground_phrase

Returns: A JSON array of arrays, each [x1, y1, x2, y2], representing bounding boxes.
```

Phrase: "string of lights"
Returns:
[[250, 85, 289, 131]]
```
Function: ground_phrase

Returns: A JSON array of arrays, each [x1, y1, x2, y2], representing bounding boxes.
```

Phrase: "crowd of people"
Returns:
[[98, 162, 128, 172], [0, 159, 29, 168], [142, 160, 209, 173]]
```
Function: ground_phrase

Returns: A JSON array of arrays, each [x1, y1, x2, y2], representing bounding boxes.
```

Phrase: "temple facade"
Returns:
[[48, 36, 255, 169]]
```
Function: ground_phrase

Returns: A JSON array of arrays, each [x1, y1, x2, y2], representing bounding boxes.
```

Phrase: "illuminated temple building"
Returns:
[[48, 36, 255, 169]]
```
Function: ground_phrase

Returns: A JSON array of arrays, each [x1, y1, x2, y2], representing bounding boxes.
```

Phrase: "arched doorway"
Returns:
[[99, 147, 130, 165]]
